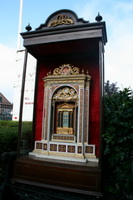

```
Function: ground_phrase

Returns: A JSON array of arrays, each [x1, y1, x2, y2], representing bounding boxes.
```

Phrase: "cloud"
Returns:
[[104, 2, 133, 89], [105, 33, 133, 89], [76, 0, 133, 89], [0, 44, 16, 102]]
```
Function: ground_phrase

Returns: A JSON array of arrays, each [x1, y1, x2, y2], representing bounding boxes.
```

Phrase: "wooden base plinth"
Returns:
[[11, 156, 102, 197]]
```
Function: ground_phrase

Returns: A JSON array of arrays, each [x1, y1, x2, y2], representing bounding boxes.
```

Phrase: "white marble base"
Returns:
[[29, 151, 88, 163], [29, 151, 99, 163]]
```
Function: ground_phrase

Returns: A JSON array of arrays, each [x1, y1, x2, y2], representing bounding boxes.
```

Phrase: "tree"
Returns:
[[104, 83, 133, 199], [104, 80, 119, 96]]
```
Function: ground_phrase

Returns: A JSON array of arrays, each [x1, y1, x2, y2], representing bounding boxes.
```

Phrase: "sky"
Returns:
[[0, 0, 133, 102]]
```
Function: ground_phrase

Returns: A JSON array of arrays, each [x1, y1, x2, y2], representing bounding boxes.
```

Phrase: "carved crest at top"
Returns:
[[53, 87, 78, 101], [48, 14, 74, 27], [35, 10, 89, 30], [52, 64, 79, 76]]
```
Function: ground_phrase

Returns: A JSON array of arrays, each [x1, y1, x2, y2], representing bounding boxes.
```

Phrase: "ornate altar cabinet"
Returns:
[[30, 64, 95, 162], [12, 10, 107, 198]]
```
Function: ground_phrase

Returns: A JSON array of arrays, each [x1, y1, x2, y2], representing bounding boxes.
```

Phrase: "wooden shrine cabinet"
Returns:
[[12, 10, 107, 198]]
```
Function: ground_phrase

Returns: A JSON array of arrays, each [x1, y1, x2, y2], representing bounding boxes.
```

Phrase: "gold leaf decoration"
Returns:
[[53, 64, 79, 76], [48, 14, 74, 27], [53, 87, 78, 101]]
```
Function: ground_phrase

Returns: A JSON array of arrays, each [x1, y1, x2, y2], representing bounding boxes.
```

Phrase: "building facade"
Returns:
[[0, 93, 13, 120]]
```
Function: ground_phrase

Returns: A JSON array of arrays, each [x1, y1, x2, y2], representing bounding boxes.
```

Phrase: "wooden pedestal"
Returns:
[[12, 156, 102, 197]]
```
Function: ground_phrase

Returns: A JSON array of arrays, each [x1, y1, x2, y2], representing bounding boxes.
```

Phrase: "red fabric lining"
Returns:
[[34, 64, 48, 141], [83, 64, 100, 157], [34, 62, 101, 157]]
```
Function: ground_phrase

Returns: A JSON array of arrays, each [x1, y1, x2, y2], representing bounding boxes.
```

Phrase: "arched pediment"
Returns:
[[36, 9, 89, 30], [57, 103, 75, 110]]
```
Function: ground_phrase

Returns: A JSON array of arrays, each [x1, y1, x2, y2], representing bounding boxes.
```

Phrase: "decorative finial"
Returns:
[[25, 23, 32, 31], [47, 70, 51, 75], [95, 13, 103, 22], [81, 69, 84, 74]]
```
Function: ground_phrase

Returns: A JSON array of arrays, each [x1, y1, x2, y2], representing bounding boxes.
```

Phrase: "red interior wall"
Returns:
[[34, 63, 48, 141], [88, 65, 100, 157], [34, 60, 100, 157]]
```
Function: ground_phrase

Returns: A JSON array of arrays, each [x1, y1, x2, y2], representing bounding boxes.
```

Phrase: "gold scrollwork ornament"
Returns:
[[53, 64, 79, 76], [53, 87, 78, 101], [48, 14, 74, 27]]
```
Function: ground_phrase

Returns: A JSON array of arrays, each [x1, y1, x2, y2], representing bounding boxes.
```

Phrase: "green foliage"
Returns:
[[0, 121, 18, 154], [104, 87, 133, 198], [0, 121, 32, 183], [104, 80, 119, 96]]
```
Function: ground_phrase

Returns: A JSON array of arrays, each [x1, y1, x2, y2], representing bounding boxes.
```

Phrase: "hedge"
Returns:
[[0, 121, 32, 183]]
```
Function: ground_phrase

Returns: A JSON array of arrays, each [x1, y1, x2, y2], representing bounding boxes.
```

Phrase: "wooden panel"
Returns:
[[12, 156, 101, 194], [23, 29, 102, 47]]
